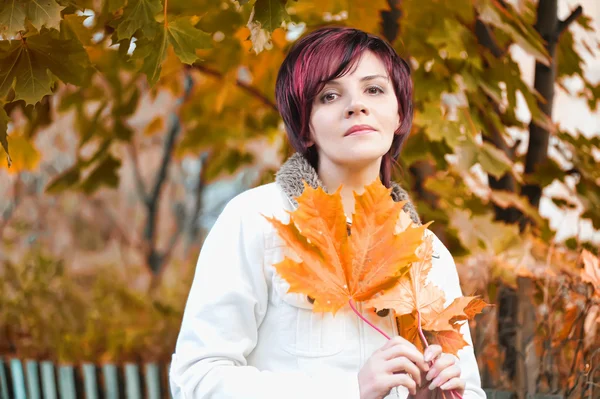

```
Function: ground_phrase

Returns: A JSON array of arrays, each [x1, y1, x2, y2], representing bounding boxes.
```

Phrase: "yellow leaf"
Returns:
[[1, 129, 39, 173], [157, 46, 185, 96], [144, 116, 164, 136], [214, 80, 232, 114], [235, 26, 253, 52], [271, 27, 287, 49]]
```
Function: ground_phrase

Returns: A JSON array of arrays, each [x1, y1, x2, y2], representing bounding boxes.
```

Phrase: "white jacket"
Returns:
[[169, 180, 486, 399]]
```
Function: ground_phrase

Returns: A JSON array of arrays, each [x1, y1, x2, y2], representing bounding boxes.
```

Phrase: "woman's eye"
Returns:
[[322, 93, 338, 103], [366, 86, 384, 95]]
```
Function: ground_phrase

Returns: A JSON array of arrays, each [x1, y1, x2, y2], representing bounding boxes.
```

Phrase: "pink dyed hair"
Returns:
[[275, 26, 414, 187]]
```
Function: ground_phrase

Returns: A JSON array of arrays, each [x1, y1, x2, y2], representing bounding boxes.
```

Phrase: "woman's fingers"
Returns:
[[423, 344, 442, 363], [379, 335, 411, 351], [429, 363, 461, 391], [385, 357, 422, 386], [382, 340, 429, 372], [439, 377, 466, 392], [387, 373, 418, 396], [425, 353, 457, 383]]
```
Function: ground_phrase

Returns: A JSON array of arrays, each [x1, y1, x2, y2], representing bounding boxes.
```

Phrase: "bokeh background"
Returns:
[[0, 0, 599, 398]]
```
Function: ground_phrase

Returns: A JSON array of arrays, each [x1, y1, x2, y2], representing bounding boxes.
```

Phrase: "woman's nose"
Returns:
[[345, 99, 369, 118]]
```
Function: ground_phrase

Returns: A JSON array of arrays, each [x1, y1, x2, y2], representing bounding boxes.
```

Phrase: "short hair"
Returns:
[[275, 26, 414, 187]]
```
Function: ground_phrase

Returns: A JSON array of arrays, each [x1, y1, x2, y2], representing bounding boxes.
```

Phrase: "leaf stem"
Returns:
[[416, 311, 464, 399], [348, 299, 390, 340], [164, 0, 168, 26], [416, 310, 429, 350], [348, 303, 465, 399]]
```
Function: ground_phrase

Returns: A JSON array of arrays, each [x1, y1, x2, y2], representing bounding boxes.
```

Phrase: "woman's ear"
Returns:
[[305, 131, 315, 147]]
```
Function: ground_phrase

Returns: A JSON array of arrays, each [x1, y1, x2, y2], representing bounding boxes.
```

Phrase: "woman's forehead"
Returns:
[[322, 51, 390, 84]]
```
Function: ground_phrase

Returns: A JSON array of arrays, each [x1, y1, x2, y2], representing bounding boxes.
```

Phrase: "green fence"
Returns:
[[1, 357, 567, 399], [0, 358, 172, 399]]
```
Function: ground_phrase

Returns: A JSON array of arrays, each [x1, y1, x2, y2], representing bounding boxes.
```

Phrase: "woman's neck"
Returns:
[[317, 157, 383, 219]]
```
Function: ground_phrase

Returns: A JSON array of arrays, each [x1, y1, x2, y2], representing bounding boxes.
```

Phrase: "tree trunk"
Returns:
[[521, 0, 559, 218], [515, 277, 539, 398], [521, 1, 582, 228], [476, 0, 583, 390]]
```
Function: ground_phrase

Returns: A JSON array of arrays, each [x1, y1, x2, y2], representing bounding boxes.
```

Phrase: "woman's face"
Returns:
[[309, 50, 400, 169]]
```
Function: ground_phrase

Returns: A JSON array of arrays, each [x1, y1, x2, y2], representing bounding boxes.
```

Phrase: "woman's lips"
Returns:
[[344, 125, 377, 136]]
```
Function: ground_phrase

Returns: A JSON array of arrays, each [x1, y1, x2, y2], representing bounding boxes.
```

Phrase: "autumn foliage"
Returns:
[[367, 232, 489, 356], [265, 179, 489, 357], [1, 0, 599, 397], [265, 179, 427, 313]]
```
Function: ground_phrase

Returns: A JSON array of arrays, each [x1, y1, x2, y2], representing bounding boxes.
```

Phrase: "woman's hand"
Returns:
[[412, 345, 465, 398], [358, 336, 430, 399]]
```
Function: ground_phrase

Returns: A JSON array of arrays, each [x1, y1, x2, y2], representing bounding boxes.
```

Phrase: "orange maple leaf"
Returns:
[[425, 330, 469, 355], [365, 235, 489, 356], [264, 179, 429, 315]]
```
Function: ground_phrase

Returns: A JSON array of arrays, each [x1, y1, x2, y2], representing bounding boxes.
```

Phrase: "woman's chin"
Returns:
[[334, 152, 388, 169], [343, 146, 390, 162]]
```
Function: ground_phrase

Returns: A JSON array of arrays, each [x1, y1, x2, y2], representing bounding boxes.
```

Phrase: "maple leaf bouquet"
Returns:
[[265, 179, 487, 399]]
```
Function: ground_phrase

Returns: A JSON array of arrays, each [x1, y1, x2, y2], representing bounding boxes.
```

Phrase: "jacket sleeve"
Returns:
[[431, 234, 487, 399], [169, 195, 361, 399]]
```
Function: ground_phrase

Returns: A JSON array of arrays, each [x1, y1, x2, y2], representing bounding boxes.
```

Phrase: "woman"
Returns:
[[169, 27, 486, 399]]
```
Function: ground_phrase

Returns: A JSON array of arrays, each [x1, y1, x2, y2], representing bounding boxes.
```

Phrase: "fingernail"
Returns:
[[440, 382, 450, 390], [426, 370, 434, 381], [429, 379, 439, 390], [424, 352, 432, 362]]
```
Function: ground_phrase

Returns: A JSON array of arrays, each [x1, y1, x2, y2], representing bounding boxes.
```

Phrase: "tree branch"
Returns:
[[148, 115, 180, 211], [157, 201, 186, 273], [557, 5, 583, 35], [475, 19, 506, 58], [128, 143, 149, 204], [381, 0, 402, 44], [193, 64, 278, 112], [143, 73, 193, 275], [184, 152, 209, 257], [565, 303, 589, 396]]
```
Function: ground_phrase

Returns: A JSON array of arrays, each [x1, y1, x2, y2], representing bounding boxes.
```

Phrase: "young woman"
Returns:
[[169, 27, 486, 399]]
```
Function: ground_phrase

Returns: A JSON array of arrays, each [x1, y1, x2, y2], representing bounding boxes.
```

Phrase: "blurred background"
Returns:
[[0, 0, 599, 398]]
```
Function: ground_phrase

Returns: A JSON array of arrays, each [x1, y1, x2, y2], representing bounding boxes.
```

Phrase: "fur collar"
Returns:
[[275, 153, 421, 225]]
